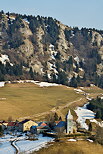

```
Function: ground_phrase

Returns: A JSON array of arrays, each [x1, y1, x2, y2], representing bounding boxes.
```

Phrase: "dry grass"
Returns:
[[0, 83, 81, 120], [35, 140, 103, 154], [81, 86, 103, 97], [0, 83, 103, 121]]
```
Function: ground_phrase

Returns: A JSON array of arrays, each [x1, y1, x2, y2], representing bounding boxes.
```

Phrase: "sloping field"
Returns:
[[0, 83, 82, 120], [35, 140, 103, 154]]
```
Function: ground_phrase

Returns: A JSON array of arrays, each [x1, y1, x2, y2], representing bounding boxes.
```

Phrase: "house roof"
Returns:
[[55, 121, 61, 125], [54, 121, 66, 128], [38, 122, 48, 126], [37, 125, 50, 130], [0, 121, 8, 124], [7, 122, 19, 127], [31, 126, 37, 129], [19, 119, 31, 124]]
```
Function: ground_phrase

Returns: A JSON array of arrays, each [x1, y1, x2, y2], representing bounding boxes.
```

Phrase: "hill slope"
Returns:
[[0, 82, 81, 120], [0, 81, 103, 121], [0, 11, 103, 87]]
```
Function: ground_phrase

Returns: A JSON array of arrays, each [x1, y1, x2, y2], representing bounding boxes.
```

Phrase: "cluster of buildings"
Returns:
[[0, 110, 77, 135]]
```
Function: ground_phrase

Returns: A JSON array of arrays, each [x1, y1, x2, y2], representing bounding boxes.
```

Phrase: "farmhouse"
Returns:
[[18, 119, 38, 132], [30, 121, 51, 134]]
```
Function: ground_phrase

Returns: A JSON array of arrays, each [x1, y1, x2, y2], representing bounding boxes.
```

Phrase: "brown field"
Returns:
[[80, 86, 103, 98], [0, 83, 82, 120], [0, 83, 103, 121], [35, 140, 103, 154]]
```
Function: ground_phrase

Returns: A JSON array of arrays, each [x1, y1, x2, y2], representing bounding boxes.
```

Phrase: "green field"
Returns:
[[0, 83, 82, 120]]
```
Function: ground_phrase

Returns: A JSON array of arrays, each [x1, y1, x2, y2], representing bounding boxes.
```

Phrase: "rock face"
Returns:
[[0, 11, 103, 87]]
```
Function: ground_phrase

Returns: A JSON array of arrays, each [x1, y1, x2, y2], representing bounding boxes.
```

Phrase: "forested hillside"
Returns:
[[0, 10, 103, 88], [87, 97, 103, 119]]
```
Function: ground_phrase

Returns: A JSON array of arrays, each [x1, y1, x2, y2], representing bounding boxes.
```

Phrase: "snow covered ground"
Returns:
[[0, 82, 5, 87], [0, 141, 15, 154], [34, 81, 59, 87], [0, 133, 53, 154], [8, 80, 60, 87], [16, 134, 53, 153], [75, 103, 95, 130], [74, 88, 84, 93], [90, 119, 103, 127], [0, 54, 13, 66], [68, 139, 76, 142]]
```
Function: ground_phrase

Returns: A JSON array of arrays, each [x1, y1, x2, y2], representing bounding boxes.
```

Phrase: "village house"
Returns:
[[30, 121, 51, 134], [7, 122, 19, 131], [54, 121, 66, 133], [18, 119, 38, 132], [1, 122, 8, 130]]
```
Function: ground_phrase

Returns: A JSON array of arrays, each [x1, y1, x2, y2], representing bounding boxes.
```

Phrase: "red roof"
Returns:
[[7, 122, 19, 127], [40, 122, 47, 126], [55, 121, 60, 124]]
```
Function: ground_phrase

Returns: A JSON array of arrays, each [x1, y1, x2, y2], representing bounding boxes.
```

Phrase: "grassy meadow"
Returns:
[[0, 83, 82, 120]]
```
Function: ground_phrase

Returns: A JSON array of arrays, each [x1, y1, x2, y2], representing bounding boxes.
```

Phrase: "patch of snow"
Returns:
[[48, 62, 58, 74], [50, 51, 57, 60], [5, 80, 60, 87], [79, 68, 84, 71], [80, 87, 84, 89], [51, 54, 55, 60], [47, 74, 51, 79], [86, 97, 92, 101], [45, 25, 48, 28], [23, 18, 30, 24], [74, 89, 84, 93], [49, 44, 54, 48], [75, 103, 95, 130], [73, 63, 76, 68], [9, 16, 15, 20], [49, 44, 54, 51], [0, 82, 5, 87], [90, 119, 103, 127], [0, 54, 13, 66], [0, 142, 15, 154], [74, 56, 80, 64], [34, 82, 59, 87], [68, 139, 76, 142], [10, 63, 13, 66], [90, 84, 95, 87], [0, 54, 10, 65], [16, 134, 53, 153], [0, 133, 26, 154], [40, 68, 44, 73], [87, 139, 93, 143]]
